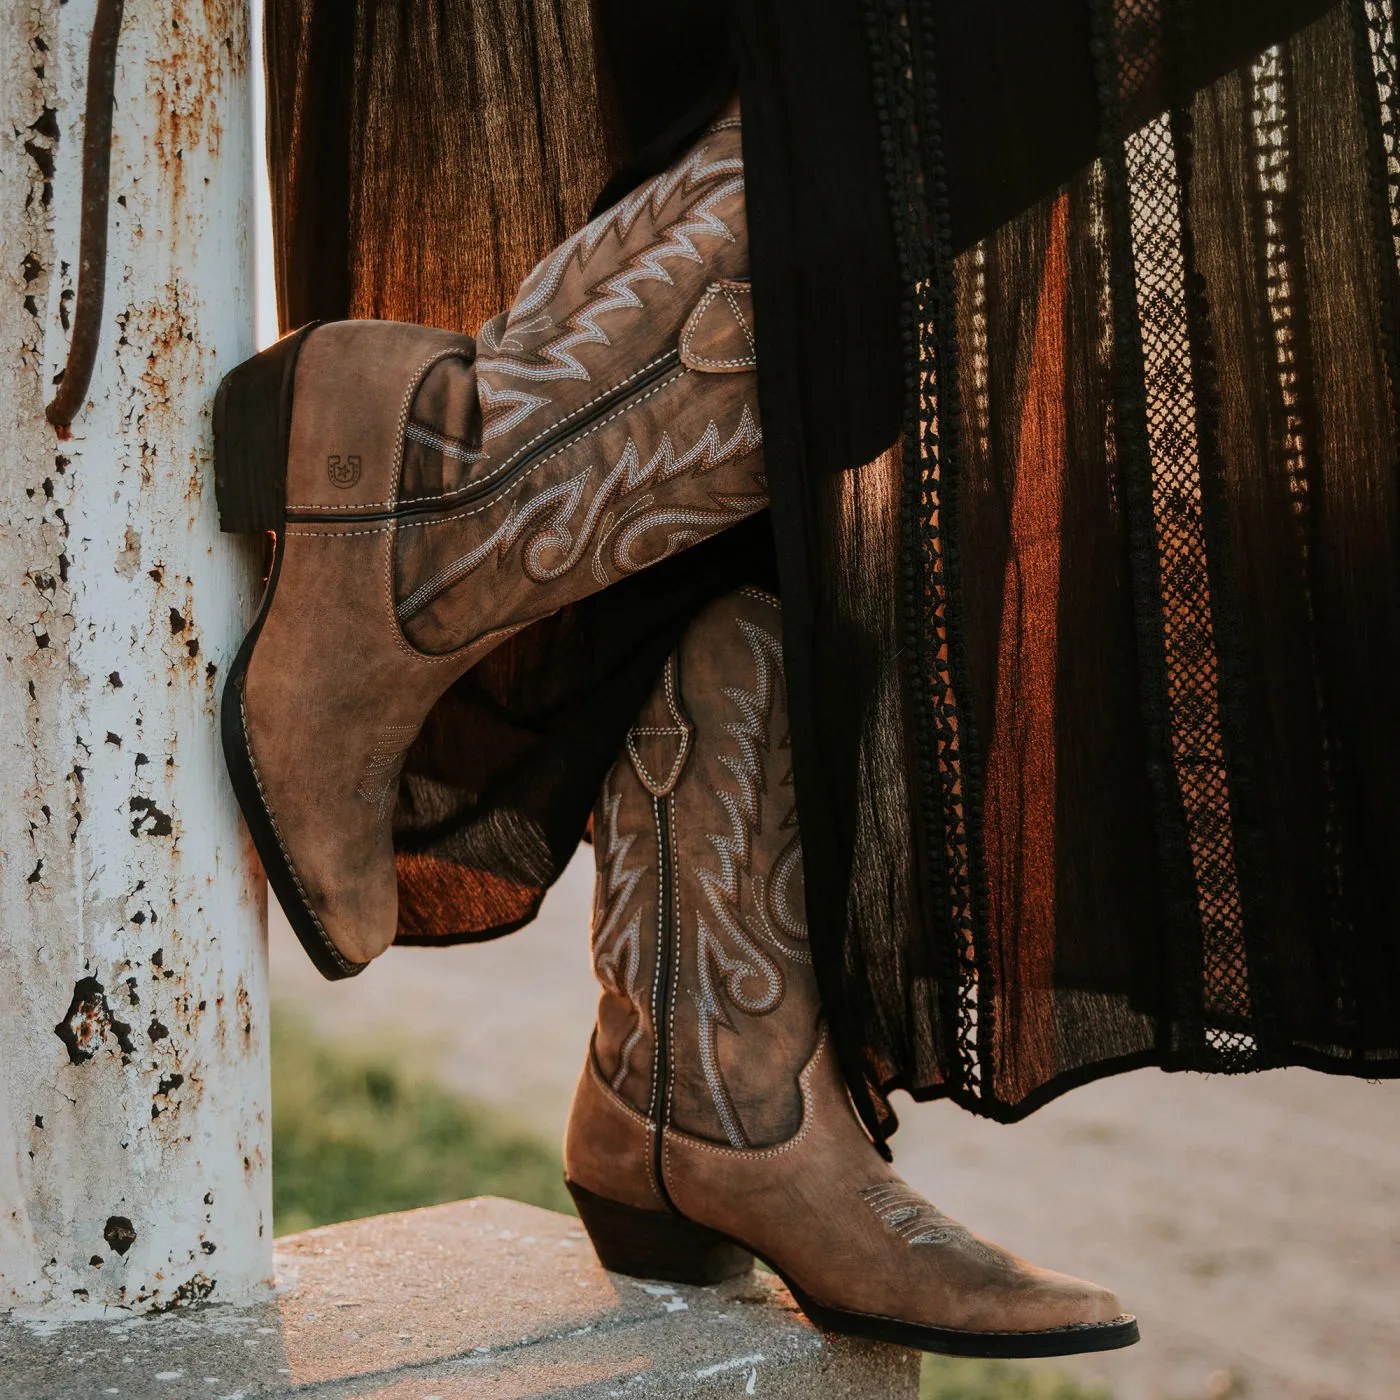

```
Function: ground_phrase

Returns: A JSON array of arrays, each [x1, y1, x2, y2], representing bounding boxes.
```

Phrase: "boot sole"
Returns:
[[566, 1179, 1140, 1359], [214, 326, 367, 982]]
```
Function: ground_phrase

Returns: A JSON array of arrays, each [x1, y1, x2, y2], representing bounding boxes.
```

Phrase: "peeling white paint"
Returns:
[[0, 0, 268, 1313]]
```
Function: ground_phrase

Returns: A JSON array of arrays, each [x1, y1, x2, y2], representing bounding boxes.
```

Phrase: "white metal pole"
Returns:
[[0, 0, 269, 1313]]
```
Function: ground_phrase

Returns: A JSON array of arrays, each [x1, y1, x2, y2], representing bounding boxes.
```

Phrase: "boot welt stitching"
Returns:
[[286, 352, 681, 513], [788, 1299, 1137, 1340], [284, 373, 692, 541]]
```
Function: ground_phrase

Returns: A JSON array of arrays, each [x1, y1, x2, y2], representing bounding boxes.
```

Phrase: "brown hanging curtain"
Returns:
[[262, 0, 1400, 1142]]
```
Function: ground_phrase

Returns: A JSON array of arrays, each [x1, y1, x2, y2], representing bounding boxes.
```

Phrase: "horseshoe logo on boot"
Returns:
[[327, 454, 362, 489]]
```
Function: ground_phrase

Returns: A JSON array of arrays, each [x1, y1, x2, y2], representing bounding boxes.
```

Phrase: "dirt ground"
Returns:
[[271, 851, 1400, 1400]]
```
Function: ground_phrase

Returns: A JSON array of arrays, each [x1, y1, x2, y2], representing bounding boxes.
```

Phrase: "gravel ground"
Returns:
[[271, 850, 1400, 1400]]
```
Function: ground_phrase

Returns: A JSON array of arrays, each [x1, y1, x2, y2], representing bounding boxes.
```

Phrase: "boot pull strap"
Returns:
[[680, 281, 757, 374], [626, 654, 693, 796]]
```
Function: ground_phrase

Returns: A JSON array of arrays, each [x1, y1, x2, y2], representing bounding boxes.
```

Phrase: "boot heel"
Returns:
[[213, 322, 320, 533], [567, 1179, 754, 1285]]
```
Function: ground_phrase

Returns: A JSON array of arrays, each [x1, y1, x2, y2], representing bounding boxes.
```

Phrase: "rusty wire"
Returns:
[[45, 0, 125, 432]]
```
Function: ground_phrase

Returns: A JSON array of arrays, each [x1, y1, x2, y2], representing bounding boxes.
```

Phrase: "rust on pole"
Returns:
[[43, 0, 124, 432]]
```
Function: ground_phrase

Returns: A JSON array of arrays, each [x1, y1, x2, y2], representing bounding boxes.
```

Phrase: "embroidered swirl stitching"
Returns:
[[592, 769, 650, 1092], [693, 611, 791, 1149]]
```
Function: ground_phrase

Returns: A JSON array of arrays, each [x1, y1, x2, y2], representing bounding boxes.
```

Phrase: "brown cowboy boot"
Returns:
[[565, 589, 1139, 1358], [213, 103, 765, 977]]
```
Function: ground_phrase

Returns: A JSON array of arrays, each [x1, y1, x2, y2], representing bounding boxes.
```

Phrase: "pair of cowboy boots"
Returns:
[[214, 102, 1135, 1356]]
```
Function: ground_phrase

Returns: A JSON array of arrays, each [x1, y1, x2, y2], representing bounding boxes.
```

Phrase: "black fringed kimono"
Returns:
[[265, 0, 1400, 1139]]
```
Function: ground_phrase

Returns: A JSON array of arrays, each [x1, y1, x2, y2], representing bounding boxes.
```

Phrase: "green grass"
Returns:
[[920, 1358, 1112, 1400], [271, 1007, 1113, 1399], [270, 1005, 572, 1236]]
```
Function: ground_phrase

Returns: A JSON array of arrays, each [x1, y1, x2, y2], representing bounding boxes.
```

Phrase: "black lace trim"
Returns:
[[1170, 0, 1282, 1067], [1351, 0, 1400, 447], [1245, 42, 1359, 1038], [1088, 0, 1206, 1064], [863, 0, 993, 1109]]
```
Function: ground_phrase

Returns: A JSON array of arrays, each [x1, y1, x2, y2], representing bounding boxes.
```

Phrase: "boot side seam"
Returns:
[[579, 1052, 666, 1209], [646, 795, 671, 1211], [647, 797, 666, 1128], [594, 1055, 666, 1207], [663, 794, 683, 1139]]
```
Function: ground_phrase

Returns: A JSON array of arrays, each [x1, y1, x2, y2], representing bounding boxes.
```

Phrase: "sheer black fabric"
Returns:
[[263, 0, 1400, 1135], [836, 0, 1400, 1128]]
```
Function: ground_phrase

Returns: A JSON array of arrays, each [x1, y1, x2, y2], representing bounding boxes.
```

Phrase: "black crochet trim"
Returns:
[[1350, 0, 1400, 458], [1166, 0, 1280, 1067], [862, 0, 984, 1108], [1242, 39, 1360, 1040], [908, 0, 997, 1105], [1087, 0, 1206, 1063], [852, 0, 927, 1151]]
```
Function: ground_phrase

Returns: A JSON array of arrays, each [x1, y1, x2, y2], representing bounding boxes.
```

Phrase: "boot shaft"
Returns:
[[373, 102, 763, 653], [589, 588, 822, 1150]]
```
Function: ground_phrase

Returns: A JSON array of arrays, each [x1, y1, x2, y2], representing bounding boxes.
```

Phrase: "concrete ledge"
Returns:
[[1, 1197, 920, 1398]]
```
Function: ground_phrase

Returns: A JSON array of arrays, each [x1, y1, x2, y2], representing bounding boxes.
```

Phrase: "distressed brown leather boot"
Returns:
[[212, 104, 764, 977], [565, 589, 1139, 1358]]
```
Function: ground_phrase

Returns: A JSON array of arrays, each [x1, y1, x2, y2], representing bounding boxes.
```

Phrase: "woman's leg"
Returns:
[[566, 587, 1138, 1356], [216, 102, 765, 974]]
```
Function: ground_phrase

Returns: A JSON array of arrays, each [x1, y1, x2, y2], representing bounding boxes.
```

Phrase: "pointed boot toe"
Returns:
[[1044, 1274, 1127, 1330], [946, 1253, 1130, 1338]]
